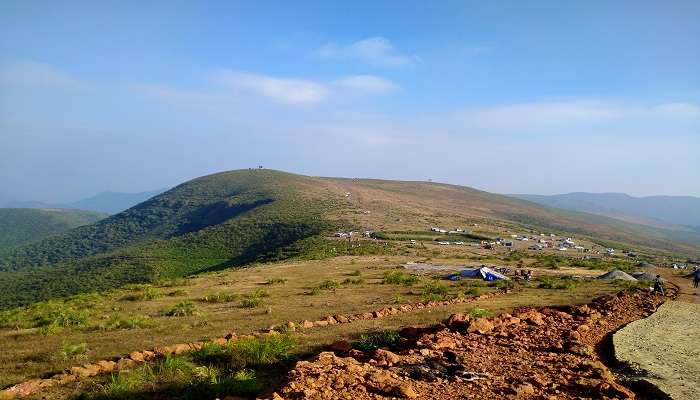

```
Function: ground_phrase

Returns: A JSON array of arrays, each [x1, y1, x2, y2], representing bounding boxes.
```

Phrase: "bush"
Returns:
[[464, 287, 480, 296], [167, 289, 189, 297], [155, 278, 191, 287], [307, 287, 322, 296], [199, 292, 239, 303], [240, 297, 265, 308], [342, 277, 364, 285], [103, 364, 154, 398], [421, 281, 449, 300], [537, 278, 576, 290], [348, 270, 362, 276], [100, 314, 153, 330], [58, 342, 88, 361], [264, 278, 287, 285], [354, 330, 401, 352], [156, 355, 196, 381], [318, 280, 340, 290], [383, 270, 419, 285], [121, 287, 164, 301], [469, 308, 492, 318], [163, 301, 199, 317]]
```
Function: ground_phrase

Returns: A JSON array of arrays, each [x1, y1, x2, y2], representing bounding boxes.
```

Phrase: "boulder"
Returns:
[[467, 317, 495, 334], [301, 320, 314, 329], [328, 340, 352, 354], [373, 349, 401, 366]]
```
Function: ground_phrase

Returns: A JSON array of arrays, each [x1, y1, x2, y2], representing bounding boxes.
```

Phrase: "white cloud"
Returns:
[[213, 71, 327, 104], [315, 37, 419, 67], [0, 60, 79, 88], [334, 75, 397, 93]]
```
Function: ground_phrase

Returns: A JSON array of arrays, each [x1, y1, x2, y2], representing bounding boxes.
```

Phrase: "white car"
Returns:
[[438, 241, 450, 245], [453, 241, 464, 245]]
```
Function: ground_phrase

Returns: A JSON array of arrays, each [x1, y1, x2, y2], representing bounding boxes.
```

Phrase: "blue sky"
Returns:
[[1, 0, 699, 202]]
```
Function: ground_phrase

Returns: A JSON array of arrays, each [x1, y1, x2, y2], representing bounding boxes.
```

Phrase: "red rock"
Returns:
[[467, 318, 495, 334], [128, 351, 145, 362], [373, 349, 401, 366]]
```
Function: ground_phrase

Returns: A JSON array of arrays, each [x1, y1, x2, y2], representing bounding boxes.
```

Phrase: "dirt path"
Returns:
[[614, 301, 700, 400]]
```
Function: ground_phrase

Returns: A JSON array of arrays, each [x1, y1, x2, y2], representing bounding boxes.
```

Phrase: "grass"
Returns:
[[58, 342, 89, 361], [99, 314, 153, 330], [229, 334, 295, 368], [317, 280, 340, 290], [469, 308, 492, 318], [464, 287, 480, 296], [342, 277, 364, 285], [537, 277, 578, 290], [0, 255, 633, 390], [239, 289, 269, 308], [163, 301, 199, 317], [353, 330, 401, 352], [121, 287, 164, 302], [383, 270, 419, 285], [198, 292, 239, 303], [421, 281, 450, 301], [264, 278, 287, 285]]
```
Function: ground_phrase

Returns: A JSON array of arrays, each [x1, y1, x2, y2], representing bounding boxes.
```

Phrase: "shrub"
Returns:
[[383, 270, 419, 285], [163, 301, 199, 317], [155, 278, 191, 287], [121, 287, 164, 301], [240, 297, 265, 308], [421, 281, 449, 300], [354, 330, 401, 352], [537, 277, 577, 290], [100, 314, 153, 330], [342, 277, 364, 285], [199, 292, 239, 303], [318, 280, 340, 290], [192, 342, 233, 365], [348, 270, 362, 276], [167, 289, 189, 297], [307, 287, 322, 296], [264, 278, 287, 285], [58, 342, 88, 361], [470, 308, 492, 318]]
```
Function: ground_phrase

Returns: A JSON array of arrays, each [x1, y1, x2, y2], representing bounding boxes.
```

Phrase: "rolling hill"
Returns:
[[511, 193, 700, 228], [0, 208, 107, 248], [0, 169, 698, 309], [2, 189, 166, 214]]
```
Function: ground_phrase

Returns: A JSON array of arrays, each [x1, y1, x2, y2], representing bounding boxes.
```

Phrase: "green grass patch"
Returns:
[[198, 292, 239, 303], [469, 308, 492, 318], [99, 314, 153, 330], [353, 330, 401, 352], [383, 270, 419, 285], [58, 342, 89, 361], [163, 301, 199, 317]]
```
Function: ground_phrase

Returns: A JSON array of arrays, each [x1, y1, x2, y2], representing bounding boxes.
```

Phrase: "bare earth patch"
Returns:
[[613, 301, 700, 400]]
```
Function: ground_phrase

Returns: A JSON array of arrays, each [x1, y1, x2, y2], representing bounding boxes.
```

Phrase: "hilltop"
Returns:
[[0, 208, 107, 248], [0, 169, 697, 309]]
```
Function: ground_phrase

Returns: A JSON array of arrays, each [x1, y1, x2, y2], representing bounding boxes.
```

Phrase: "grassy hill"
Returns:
[[0, 169, 696, 309], [0, 208, 106, 248]]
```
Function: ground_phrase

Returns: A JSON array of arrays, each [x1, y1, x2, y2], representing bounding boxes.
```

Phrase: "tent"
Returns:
[[457, 266, 510, 281]]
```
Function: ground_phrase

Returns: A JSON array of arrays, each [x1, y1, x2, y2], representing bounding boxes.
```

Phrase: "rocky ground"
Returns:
[[614, 301, 700, 400], [274, 290, 669, 399]]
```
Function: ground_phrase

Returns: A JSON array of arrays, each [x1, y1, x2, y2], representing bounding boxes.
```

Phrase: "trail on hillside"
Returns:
[[275, 290, 668, 399]]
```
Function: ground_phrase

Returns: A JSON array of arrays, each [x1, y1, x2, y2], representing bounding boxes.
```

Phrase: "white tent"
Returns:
[[459, 266, 510, 281]]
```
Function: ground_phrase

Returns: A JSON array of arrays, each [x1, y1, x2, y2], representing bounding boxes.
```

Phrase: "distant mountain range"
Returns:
[[0, 208, 107, 248], [1, 189, 166, 214], [510, 193, 700, 229]]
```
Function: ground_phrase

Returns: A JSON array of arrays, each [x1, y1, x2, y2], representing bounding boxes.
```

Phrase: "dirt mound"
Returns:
[[630, 271, 657, 281], [597, 270, 637, 281], [276, 291, 666, 399], [636, 261, 656, 269]]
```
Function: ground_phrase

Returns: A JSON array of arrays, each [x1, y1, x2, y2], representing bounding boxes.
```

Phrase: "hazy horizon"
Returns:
[[2, 1, 699, 203]]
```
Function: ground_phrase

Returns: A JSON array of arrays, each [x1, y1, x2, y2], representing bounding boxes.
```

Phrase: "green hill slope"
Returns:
[[0, 208, 106, 248], [0, 169, 696, 309]]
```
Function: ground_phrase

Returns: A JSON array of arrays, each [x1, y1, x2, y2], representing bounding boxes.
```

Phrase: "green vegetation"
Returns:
[[264, 278, 287, 285], [372, 230, 491, 242], [464, 287, 480, 296], [239, 289, 269, 308], [317, 280, 340, 290], [99, 314, 153, 330], [163, 301, 199, 317], [469, 308, 492, 318], [537, 277, 577, 290], [0, 208, 106, 248], [421, 281, 450, 301], [383, 270, 419, 285], [198, 292, 239, 303], [354, 330, 401, 352], [58, 342, 89, 361], [121, 286, 164, 301]]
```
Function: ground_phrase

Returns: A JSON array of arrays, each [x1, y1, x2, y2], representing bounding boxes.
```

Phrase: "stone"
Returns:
[[334, 314, 349, 323], [301, 320, 314, 329], [467, 317, 495, 334], [374, 349, 401, 366], [328, 340, 352, 354], [128, 351, 145, 362]]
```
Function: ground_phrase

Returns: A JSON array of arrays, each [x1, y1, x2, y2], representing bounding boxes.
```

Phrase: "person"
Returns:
[[693, 268, 700, 289], [653, 275, 665, 296]]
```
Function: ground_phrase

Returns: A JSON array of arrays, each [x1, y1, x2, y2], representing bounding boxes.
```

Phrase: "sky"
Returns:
[[1, 0, 699, 203]]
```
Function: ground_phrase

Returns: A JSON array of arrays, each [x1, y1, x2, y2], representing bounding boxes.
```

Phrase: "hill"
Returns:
[[0, 169, 697, 309], [0, 208, 107, 248], [2, 189, 165, 214], [511, 192, 700, 228]]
